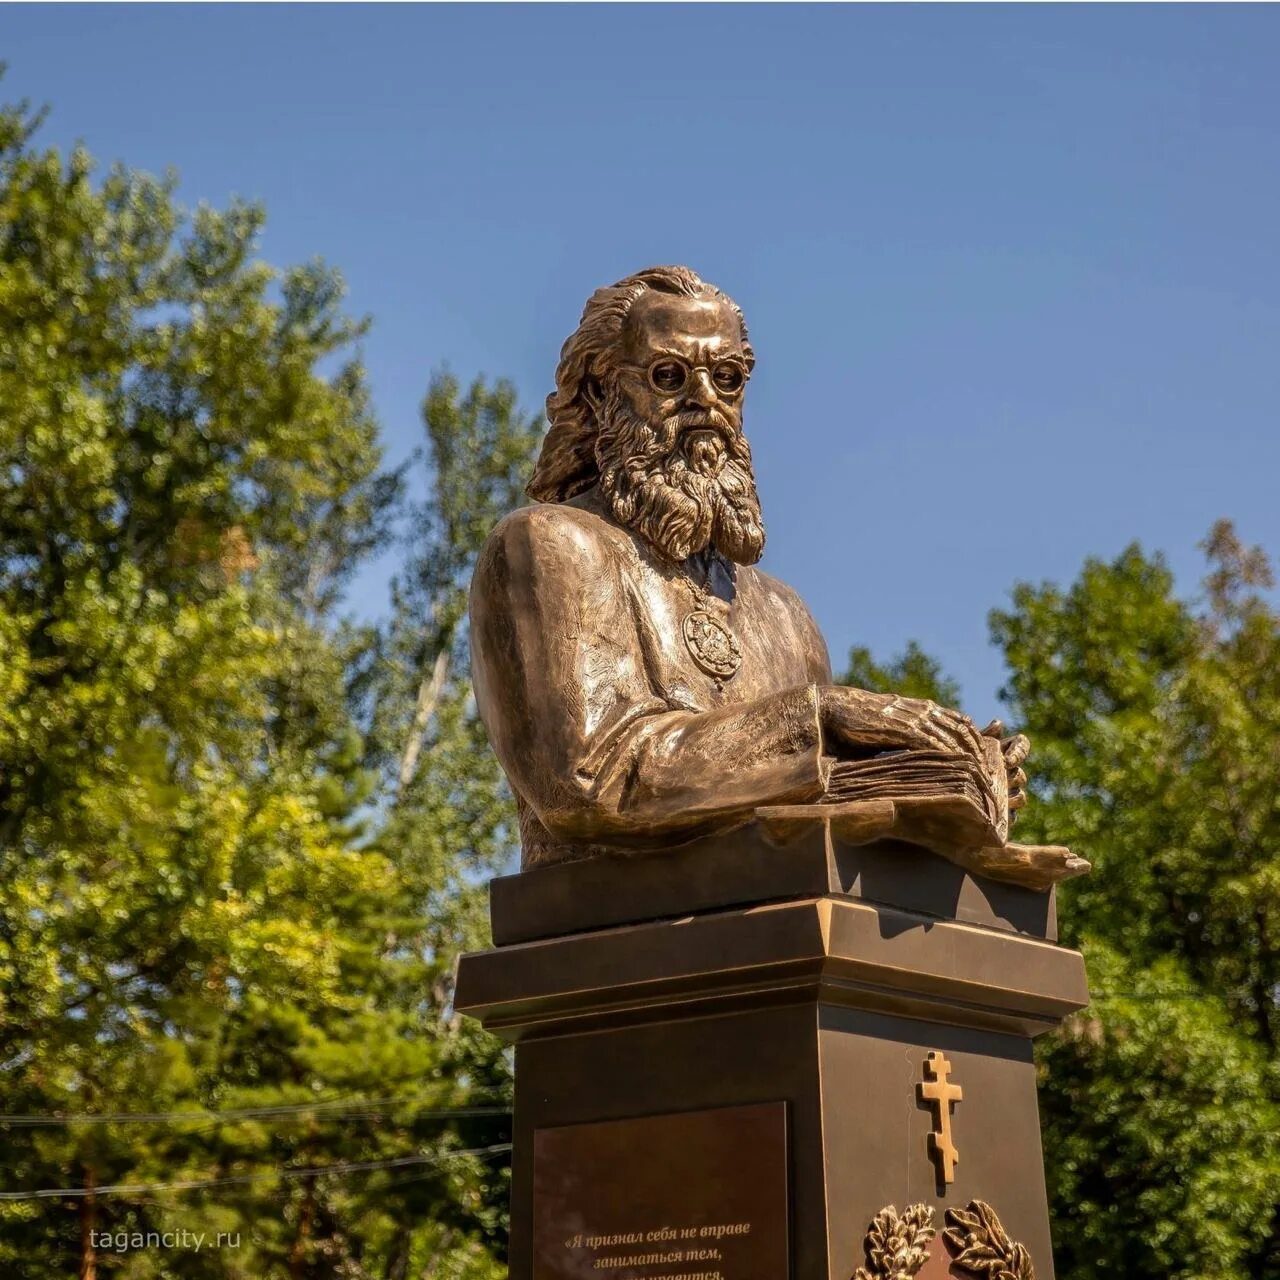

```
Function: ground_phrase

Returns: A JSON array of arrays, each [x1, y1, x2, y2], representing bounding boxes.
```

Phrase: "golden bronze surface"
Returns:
[[854, 1204, 936, 1280], [470, 266, 1088, 886], [920, 1052, 964, 1185], [943, 1202, 1036, 1279]]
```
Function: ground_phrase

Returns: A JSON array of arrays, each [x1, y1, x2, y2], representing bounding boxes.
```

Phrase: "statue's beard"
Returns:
[[594, 384, 766, 565]]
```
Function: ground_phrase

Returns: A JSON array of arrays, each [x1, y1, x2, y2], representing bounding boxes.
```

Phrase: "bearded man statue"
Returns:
[[470, 266, 1036, 873]]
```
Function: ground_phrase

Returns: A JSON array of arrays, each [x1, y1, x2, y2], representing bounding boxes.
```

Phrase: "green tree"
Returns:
[[843, 529, 1280, 1278], [839, 638, 960, 705], [991, 523, 1280, 1280], [351, 372, 542, 1280], [0, 87, 531, 1279]]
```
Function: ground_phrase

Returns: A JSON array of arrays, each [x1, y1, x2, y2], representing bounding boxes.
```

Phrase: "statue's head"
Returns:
[[529, 266, 766, 565]]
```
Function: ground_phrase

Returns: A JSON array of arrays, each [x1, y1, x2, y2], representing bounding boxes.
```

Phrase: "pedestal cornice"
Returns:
[[455, 895, 1088, 1042]]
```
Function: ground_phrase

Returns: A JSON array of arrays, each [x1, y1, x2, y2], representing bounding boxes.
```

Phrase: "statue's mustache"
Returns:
[[656, 409, 736, 454]]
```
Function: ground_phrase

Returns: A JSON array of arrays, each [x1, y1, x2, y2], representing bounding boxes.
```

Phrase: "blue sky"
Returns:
[[6, 5, 1279, 713]]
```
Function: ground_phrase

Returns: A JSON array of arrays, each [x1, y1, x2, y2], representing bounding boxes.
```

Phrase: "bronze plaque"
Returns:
[[532, 1102, 789, 1280]]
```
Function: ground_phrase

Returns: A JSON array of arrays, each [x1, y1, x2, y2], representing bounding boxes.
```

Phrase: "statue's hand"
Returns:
[[820, 687, 985, 758], [981, 719, 1030, 823]]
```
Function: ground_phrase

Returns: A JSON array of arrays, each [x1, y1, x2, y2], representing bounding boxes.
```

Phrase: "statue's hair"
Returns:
[[528, 266, 754, 503]]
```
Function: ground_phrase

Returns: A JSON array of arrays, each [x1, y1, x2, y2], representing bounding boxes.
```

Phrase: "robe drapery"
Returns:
[[469, 493, 834, 868]]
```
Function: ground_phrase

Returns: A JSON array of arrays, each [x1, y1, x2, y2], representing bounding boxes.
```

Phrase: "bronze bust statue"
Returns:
[[469, 266, 1087, 889]]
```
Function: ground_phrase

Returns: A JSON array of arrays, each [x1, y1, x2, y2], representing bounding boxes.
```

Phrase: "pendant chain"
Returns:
[[687, 563, 716, 611]]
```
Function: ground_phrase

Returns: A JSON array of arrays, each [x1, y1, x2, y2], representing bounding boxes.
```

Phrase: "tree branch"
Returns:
[[397, 648, 449, 797]]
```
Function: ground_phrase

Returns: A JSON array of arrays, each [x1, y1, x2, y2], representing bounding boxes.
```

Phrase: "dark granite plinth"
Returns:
[[490, 822, 1057, 947], [456, 880, 1087, 1280]]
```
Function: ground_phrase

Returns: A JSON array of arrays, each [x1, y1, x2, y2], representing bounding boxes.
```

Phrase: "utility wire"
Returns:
[[0, 1143, 513, 1202], [0, 1096, 512, 1127], [1091, 987, 1267, 1001]]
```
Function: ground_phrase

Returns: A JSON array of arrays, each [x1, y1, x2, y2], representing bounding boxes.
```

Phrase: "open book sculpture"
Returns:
[[469, 266, 1089, 893], [758, 738, 1087, 890]]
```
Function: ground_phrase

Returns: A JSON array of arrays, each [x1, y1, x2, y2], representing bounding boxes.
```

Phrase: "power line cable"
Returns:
[[0, 1143, 513, 1202], [1091, 987, 1268, 1001], [0, 1095, 512, 1127]]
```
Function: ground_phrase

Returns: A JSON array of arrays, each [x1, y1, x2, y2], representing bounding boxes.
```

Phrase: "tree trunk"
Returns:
[[78, 1164, 97, 1280], [384, 1223, 411, 1280], [397, 648, 450, 795], [288, 1175, 316, 1279], [420, 1228, 458, 1280]]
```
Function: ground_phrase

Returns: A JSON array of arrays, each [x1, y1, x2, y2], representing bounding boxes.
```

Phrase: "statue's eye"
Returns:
[[712, 362, 745, 394], [650, 360, 687, 393]]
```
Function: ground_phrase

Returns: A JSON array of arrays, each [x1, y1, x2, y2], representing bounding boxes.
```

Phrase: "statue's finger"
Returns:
[[934, 707, 983, 757], [923, 720, 959, 753], [981, 718, 1004, 738], [944, 721, 980, 756], [1008, 767, 1028, 789], [1002, 734, 1031, 767], [961, 720, 991, 761], [1007, 789, 1028, 811], [893, 705, 952, 753]]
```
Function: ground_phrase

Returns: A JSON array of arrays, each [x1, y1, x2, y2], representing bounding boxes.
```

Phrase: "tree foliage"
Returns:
[[839, 639, 961, 706], [5, 70, 1277, 1280], [0, 88, 535, 1278], [991, 523, 1280, 1280], [842, 526, 1280, 1278]]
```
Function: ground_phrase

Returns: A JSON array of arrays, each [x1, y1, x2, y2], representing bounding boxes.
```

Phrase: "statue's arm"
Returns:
[[469, 508, 827, 843]]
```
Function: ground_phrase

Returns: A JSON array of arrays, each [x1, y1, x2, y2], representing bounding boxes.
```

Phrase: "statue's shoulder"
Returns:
[[742, 562, 812, 620], [485, 499, 629, 556], [478, 500, 630, 584], [740, 564, 833, 683]]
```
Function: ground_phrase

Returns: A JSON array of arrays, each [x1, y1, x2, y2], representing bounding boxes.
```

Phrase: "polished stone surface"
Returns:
[[456, 891, 1087, 1280]]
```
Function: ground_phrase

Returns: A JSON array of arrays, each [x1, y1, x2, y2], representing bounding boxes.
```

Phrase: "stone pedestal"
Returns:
[[455, 831, 1088, 1280]]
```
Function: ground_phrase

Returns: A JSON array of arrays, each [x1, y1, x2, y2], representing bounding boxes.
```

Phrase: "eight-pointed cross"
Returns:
[[920, 1051, 963, 1184]]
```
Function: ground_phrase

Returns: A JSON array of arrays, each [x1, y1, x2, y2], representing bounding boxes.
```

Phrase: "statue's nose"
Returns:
[[686, 369, 717, 408]]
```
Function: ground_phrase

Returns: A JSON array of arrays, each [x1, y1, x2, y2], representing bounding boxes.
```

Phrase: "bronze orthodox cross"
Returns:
[[920, 1052, 963, 1184]]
